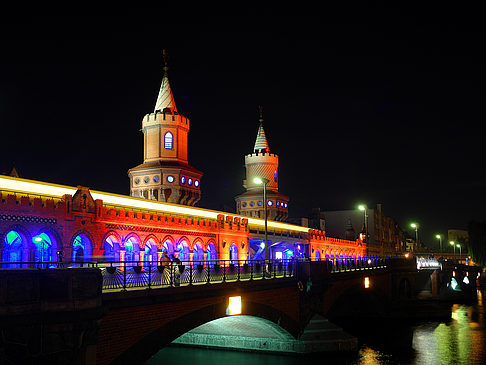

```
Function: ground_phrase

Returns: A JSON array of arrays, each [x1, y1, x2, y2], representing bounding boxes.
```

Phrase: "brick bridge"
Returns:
[[0, 258, 417, 365]]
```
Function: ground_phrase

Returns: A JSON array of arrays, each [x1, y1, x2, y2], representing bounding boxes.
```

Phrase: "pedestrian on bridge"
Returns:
[[172, 256, 181, 287], [160, 251, 171, 285]]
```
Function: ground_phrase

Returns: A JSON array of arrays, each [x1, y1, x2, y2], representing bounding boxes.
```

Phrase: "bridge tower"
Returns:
[[128, 51, 203, 206], [235, 107, 289, 221]]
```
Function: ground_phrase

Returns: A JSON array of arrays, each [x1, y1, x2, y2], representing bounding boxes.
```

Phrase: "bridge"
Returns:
[[0, 175, 451, 364], [0, 257, 418, 365]]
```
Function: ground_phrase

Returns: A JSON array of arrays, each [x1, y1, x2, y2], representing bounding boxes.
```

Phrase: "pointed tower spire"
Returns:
[[154, 50, 177, 113], [253, 106, 270, 153]]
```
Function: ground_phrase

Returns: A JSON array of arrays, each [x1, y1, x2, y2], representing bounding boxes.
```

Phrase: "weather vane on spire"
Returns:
[[163, 49, 169, 72]]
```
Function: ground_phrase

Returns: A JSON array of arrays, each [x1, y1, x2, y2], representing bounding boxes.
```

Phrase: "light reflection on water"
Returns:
[[145, 291, 486, 365]]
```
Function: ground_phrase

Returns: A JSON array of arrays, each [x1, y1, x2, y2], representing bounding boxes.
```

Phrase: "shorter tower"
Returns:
[[235, 108, 289, 221], [128, 51, 203, 206]]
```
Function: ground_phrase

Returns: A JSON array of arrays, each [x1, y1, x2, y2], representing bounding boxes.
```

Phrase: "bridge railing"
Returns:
[[329, 257, 388, 273], [0, 259, 296, 291]]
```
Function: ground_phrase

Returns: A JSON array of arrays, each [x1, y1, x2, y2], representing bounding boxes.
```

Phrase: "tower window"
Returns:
[[274, 170, 278, 182], [164, 132, 173, 149]]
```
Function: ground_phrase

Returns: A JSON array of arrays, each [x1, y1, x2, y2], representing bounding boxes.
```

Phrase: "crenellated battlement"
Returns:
[[142, 110, 189, 130], [0, 191, 65, 218], [309, 229, 364, 249], [245, 151, 279, 164]]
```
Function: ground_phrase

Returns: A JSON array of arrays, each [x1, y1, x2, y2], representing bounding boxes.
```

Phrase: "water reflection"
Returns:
[[145, 291, 486, 365]]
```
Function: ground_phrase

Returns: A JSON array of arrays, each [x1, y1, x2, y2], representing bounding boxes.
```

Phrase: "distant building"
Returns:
[[448, 229, 469, 244], [322, 204, 405, 257]]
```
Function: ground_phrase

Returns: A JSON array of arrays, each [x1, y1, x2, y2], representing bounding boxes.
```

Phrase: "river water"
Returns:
[[145, 290, 486, 365]]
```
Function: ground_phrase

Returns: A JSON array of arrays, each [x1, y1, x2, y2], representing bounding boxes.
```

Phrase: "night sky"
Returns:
[[1, 9, 485, 247]]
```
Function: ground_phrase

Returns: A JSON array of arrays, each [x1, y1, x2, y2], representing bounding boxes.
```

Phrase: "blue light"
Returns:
[[3, 230, 23, 266], [267, 200, 273, 206], [180, 176, 186, 184], [194, 180, 199, 187], [188, 178, 193, 185], [167, 175, 174, 183]]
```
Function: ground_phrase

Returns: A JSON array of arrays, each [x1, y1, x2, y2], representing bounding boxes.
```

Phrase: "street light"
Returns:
[[358, 204, 369, 256], [411, 223, 419, 247], [254, 177, 270, 261], [456, 243, 462, 261], [435, 234, 442, 254], [450, 241, 455, 255]]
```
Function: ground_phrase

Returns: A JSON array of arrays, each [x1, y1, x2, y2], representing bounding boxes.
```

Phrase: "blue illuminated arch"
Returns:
[[192, 241, 204, 263], [33, 232, 53, 267], [229, 243, 238, 264], [3, 230, 25, 267], [104, 234, 121, 262], [206, 242, 217, 268], [144, 239, 159, 266], [124, 236, 141, 264], [177, 238, 190, 262], [72, 234, 92, 266], [161, 237, 175, 259], [315, 250, 321, 261]]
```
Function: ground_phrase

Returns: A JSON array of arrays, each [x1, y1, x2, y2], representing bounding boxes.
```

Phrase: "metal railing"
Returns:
[[0, 259, 296, 291], [0, 257, 389, 291], [329, 257, 388, 273]]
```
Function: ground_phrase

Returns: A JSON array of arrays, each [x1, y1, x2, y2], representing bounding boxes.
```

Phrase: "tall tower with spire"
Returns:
[[128, 50, 203, 205], [235, 107, 289, 221]]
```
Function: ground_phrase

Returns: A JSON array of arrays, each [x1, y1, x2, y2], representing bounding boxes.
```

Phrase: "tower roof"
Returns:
[[154, 50, 177, 113], [253, 106, 270, 153]]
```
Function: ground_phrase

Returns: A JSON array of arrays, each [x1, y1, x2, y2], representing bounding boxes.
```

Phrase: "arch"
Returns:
[[72, 233, 93, 266], [32, 231, 58, 267], [206, 241, 217, 268], [315, 250, 321, 261], [142, 234, 159, 250], [176, 237, 190, 262], [161, 236, 175, 258], [103, 233, 121, 262], [192, 241, 204, 263], [229, 243, 238, 263], [144, 238, 159, 265], [164, 131, 173, 149], [124, 235, 141, 264], [106, 301, 300, 365], [2, 229, 28, 267]]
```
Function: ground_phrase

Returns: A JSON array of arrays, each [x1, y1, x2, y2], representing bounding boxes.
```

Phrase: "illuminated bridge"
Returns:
[[2, 175, 416, 365]]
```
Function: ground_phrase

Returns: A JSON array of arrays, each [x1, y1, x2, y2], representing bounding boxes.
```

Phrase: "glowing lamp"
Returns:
[[364, 277, 370, 289], [33, 236, 43, 243], [228, 296, 242, 315]]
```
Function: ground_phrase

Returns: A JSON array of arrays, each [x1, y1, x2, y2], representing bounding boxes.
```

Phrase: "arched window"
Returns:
[[315, 250, 321, 261], [164, 132, 173, 149]]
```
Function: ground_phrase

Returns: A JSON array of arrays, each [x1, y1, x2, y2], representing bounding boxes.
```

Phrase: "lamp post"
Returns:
[[358, 204, 369, 257], [254, 177, 269, 261], [450, 241, 455, 255], [435, 234, 442, 254], [456, 243, 462, 262], [411, 223, 419, 248]]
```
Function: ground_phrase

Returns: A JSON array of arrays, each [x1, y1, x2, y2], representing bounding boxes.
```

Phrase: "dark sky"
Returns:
[[0, 9, 485, 247]]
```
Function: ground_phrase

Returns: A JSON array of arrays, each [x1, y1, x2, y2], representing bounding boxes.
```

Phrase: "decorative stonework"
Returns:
[[0, 214, 56, 225]]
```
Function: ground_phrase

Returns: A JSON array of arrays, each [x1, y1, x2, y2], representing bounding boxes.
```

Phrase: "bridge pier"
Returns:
[[0, 269, 103, 365]]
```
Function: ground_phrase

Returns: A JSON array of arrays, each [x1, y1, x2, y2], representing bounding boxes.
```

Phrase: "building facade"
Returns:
[[323, 204, 405, 257]]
